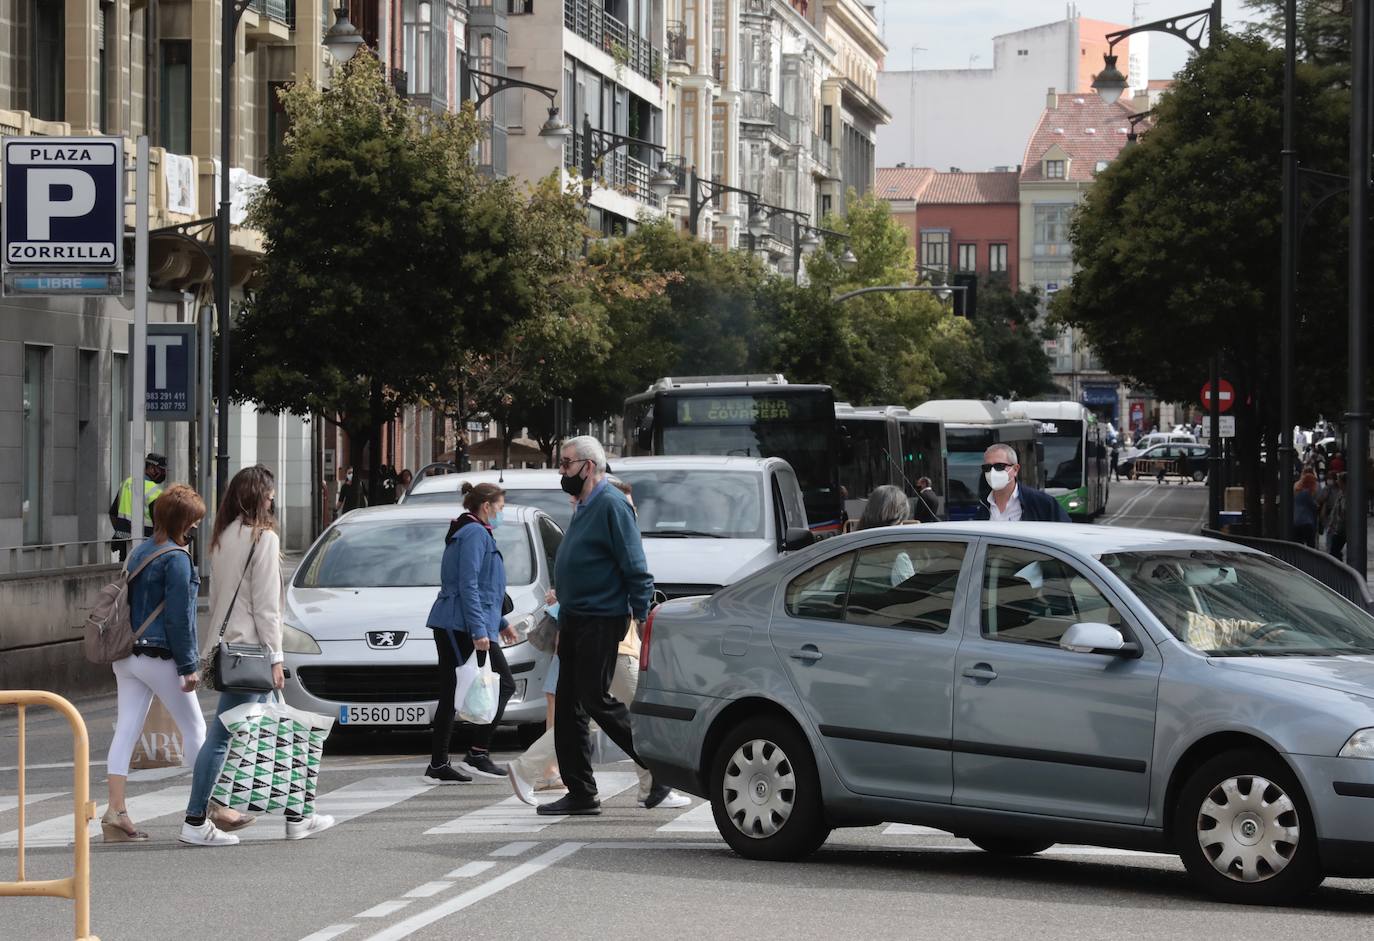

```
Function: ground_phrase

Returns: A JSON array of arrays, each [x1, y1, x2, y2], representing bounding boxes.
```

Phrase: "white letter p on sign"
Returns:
[[27, 169, 96, 239]]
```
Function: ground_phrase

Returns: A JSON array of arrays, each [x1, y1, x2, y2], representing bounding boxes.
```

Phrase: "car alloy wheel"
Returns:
[[1196, 774, 1300, 883], [722, 738, 795, 838]]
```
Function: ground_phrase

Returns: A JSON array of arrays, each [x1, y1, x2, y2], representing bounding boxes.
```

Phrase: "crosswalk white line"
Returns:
[[425, 772, 638, 835], [0, 785, 189, 849], [238, 776, 436, 843], [298, 925, 355, 941], [0, 791, 66, 815], [656, 801, 715, 833], [404, 881, 452, 898], [445, 861, 496, 879], [490, 841, 540, 856], [357, 900, 412, 918], [881, 823, 947, 836]]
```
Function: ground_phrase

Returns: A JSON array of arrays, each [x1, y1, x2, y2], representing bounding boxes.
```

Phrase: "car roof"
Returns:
[[862, 522, 1254, 557], [333, 502, 544, 523], [407, 469, 561, 495], [611, 455, 779, 472]]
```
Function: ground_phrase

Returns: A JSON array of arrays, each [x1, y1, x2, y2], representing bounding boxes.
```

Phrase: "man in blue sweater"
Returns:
[[539, 435, 665, 816]]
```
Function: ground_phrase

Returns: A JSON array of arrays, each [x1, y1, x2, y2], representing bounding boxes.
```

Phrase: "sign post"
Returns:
[[2, 136, 125, 296], [130, 138, 149, 551]]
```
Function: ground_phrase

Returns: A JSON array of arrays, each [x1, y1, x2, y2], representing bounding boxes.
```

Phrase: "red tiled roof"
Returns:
[[1020, 93, 1137, 183], [876, 167, 935, 200], [919, 171, 1019, 204]]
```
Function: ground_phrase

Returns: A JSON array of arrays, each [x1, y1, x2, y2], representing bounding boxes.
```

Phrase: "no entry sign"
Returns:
[[1200, 379, 1235, 414]]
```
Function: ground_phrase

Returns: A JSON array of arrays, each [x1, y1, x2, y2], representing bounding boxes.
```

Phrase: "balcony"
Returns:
[[565, 132, 664, 209], [247, 0, 292, 41], [740, 89, 773, 125], [666, 20, 688, 63], [564, 0, 663, 85]]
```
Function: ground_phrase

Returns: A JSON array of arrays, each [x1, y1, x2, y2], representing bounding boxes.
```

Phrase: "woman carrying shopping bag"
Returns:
[[181, 464, 335, 846], [424, 482, 518, 784], [103, 484, 211, 841]]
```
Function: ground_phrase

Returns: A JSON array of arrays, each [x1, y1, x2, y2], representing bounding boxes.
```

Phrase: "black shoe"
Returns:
[[536, 794, 601, 816], [457, 752, 507, 781], [421, 762, 472, 785], [642, 783, 673, 809]]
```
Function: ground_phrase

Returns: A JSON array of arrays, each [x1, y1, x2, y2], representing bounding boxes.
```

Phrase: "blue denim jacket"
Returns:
[[127, 539, 199, 676], [426, 517, 507, 643]]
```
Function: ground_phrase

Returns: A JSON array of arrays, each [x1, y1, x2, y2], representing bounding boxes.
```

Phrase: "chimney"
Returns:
[[1046, 87, 1058, 109]]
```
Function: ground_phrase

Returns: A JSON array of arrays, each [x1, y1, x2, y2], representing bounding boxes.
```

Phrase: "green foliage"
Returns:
[[1242, 0, 1352, 73], [935, 278, 1057, 400]]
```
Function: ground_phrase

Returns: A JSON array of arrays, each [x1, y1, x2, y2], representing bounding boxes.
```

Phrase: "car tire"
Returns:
[[1192, 469, 1206, 483], [709, 716, 829, 862], [1173, 749, 1324, 905], [968, 836, 1055, 856]]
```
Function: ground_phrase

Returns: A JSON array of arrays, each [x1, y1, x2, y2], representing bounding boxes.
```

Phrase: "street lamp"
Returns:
[[538, 109, 574, 149], [323, 4, 366, 61], [460, 57, 569, 151], [687, 168, 761, 242], [579, 115, 671, 205], [1090, 1, 1221, 105], [747, 207, 770, 240], [839, 247, 858, 271]]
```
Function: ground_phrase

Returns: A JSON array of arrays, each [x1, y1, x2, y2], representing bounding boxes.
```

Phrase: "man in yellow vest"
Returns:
[[109, 452, 168, 561]]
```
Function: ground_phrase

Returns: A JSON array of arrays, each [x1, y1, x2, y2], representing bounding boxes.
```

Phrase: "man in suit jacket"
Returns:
[[974, 443, 1071, 522]]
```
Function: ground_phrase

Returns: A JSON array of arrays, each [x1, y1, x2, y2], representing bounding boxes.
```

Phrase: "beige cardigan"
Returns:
[[203, 522, 284, 664]]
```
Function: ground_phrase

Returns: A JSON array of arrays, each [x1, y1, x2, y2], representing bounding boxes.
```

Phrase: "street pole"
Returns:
[[1345, 0, 1371, 573], [130, 137, 149, 554], [198, 302, 213, 569], [216, 0, 242, 502], [582, 114, 594, 203], [793, 218, 802, 284], [1208, 354, 1222, 531], [1277, 0, 1297, 541]]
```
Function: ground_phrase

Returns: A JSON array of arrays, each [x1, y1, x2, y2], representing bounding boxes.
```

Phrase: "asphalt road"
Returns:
[[6, 483, 1370, 941]]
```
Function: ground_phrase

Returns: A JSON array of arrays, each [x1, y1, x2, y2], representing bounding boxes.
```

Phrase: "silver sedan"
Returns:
[[281, 503, 560, 736], [632, 522, 1374, 904]]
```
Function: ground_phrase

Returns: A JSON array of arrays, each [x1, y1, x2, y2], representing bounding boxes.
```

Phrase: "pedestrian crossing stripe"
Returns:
[[425, 772, 640, 835]]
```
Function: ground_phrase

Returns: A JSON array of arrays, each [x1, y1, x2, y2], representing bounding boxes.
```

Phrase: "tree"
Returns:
[[1054, 33, 1352, 532], [1243, 0, 1352, 73], [233, 52, 562, 493], [935, 278, 1057, 400]]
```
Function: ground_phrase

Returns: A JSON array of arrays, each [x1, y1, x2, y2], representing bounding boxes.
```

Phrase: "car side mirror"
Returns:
[[783, 527, 814, 552], [1059, 622, 1140, 658]]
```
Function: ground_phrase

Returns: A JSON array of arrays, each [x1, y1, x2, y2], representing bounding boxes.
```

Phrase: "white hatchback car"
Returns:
[[399, 457, 814, 600]]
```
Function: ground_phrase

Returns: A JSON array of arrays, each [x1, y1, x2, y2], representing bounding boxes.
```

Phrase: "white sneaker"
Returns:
[[285, 813, 336, 841], [179, 820, 239, 847], [508, 765, 536, 806], [640, 790, 691, 809]]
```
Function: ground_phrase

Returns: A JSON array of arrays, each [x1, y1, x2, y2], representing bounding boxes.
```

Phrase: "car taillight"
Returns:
[[639, 606, 656, 672]]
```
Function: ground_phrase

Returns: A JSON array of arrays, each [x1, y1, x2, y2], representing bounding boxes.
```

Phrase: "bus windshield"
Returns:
[[1040, 420, 1085, 490]]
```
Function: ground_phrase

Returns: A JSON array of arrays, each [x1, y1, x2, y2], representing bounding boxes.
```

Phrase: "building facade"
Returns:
[[876, 9, 1141, 173], [877, 167, 1019, 289]]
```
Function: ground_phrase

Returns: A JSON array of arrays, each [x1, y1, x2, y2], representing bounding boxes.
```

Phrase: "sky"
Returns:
[[877, 1, 1267, 80]]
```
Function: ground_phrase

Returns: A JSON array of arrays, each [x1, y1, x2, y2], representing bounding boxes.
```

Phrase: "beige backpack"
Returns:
[[84, 544, 190, 664]]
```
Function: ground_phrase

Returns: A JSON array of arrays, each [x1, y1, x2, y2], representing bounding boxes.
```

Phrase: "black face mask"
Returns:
[[269, 499, 277, 517], [560, 467, 585, 498]]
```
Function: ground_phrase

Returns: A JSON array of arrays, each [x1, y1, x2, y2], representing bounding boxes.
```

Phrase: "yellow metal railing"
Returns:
[[0, 691, 99, 941]]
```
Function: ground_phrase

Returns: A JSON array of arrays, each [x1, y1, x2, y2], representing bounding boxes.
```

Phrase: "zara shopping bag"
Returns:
[[458, 654, 499, 725], [211, 692, 333, 817]]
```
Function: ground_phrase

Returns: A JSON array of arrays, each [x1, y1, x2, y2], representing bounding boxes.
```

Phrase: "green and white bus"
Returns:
[[1009, 401, 1110, 520]]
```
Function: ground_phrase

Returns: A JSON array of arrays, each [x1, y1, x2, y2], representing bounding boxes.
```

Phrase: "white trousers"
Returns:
[[107, 655, 207, 777], [511, 654, 651, 800]]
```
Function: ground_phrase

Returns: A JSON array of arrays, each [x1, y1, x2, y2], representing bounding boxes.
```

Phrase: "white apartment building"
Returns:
[[877, 7, 1144, 173]]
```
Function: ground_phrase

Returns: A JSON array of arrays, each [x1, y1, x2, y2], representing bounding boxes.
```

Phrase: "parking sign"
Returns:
[[2, 136, 124, 295]]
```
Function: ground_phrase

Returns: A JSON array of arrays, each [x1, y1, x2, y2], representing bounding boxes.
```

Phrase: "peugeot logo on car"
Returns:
[[365, 630, 407, 649]]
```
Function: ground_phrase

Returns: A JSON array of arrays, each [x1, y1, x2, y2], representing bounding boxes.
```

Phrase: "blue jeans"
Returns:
[[186, 690, 266, 818]]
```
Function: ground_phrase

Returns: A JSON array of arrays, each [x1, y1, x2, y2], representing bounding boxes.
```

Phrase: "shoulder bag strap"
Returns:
[[129, 544, 191, 641], [217, 534, 261, 641]]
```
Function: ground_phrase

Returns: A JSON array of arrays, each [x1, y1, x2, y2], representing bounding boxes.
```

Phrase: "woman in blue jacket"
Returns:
[[425, 481, 518, 783]]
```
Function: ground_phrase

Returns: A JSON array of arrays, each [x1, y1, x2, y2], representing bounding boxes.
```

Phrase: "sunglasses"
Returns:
[[981, 462, 1015, 473], [558, 458, 588, 470]]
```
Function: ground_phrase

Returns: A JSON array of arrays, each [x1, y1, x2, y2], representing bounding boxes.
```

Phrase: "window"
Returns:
[[845, 542, 966, 633], [508, 0, 533, 11], [111, 353, 127, 506], [785, 553, 854, 621], [99, 2, 114, 132], [989, 243, 1008, 272], [404, 0, 432, 96], [822, 105, 833, 143], [1032, 205, 1072, 257], [160, 41, 192, 155], [1044, 158, 1066, 179], [267, 82, 290, 157], [22, 345, 49, 545], [1094, 159, 1110, 173], [538, 516, 563, 585], [506, 67, 525, 133], [957, 243, 977, 272], [31, 0, 65, 121], [981, 545, 1126, 647], [773, 466, 808, 534], [919, 230, 949, 270]]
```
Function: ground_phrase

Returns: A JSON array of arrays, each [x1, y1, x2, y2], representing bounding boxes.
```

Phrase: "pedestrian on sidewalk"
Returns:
[[1325, 473, 1349, 562], [103, 484, 209, 842], [424, 481, 519, 785], [335, 467, 368, 516], [1109, 441, 1122, 483], [182, 465, 335, 846], [539, 437, 672, 816], [1293, 471, 1319, 549], [108, 452, 167, 561]]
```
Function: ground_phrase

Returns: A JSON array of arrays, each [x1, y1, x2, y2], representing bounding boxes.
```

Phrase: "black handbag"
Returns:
[[203, 536, 274, 692]]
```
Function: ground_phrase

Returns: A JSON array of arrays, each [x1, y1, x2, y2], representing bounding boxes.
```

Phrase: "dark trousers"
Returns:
[[430, 627, 516, 766], [553, 612, 642, 801], [1294, 523, 1317, 549]]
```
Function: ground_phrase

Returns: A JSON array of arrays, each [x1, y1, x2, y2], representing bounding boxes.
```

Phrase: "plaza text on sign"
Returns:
[[129, 324, 198, 422], [2, 137, 123, 269]]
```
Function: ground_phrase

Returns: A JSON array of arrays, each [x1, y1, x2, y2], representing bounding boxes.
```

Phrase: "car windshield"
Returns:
[[406, 488, 573, 528], [295, 518, 535, 588], [615, 470, 765, 538], [1101, 549, 1374, 656], [1041, 434, 1083, 490]]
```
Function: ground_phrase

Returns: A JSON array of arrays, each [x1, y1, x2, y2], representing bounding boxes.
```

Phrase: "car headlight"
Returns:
[[282, 623, 321, 655], [1068, 499, 1081, 509], [1339, 729, 1374, 759], [504, 614, 534, 646]]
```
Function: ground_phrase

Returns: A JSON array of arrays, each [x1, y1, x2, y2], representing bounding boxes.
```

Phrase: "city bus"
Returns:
[[910, 400, 1041, 521], [835, 405, 947, 521], [623, 376, 845, 533], [1008, 400, 1110, 520]]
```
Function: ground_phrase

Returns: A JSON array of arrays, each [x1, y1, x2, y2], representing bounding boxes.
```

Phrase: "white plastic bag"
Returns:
[[459, 655, 499, 725], [452, 646, 480, 713]]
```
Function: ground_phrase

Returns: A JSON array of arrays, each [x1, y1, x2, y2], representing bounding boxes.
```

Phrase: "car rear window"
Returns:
[[295, 518, 535, 588], [406, 488, 573, 528]]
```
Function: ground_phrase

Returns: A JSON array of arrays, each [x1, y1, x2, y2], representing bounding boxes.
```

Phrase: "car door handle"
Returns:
[[790, 645, 823, 663], [961, 664, 998, 682]]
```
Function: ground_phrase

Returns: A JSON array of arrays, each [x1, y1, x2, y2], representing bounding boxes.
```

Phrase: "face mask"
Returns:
[[346, 472, 353, 482], [489, 509, 504, 529], [269, 499, 277, 517], [560, 467, 585, 498], [985, 469, 1012, 491]]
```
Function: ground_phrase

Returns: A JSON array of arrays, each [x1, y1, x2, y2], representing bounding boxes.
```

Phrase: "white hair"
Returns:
[[986, 443, 1019, 465], [561, 435, 607, 472]]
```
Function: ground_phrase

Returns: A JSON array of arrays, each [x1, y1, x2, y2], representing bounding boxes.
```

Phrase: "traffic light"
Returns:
[[553, 397, 574, 437], [953, 273, 978, 318]]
